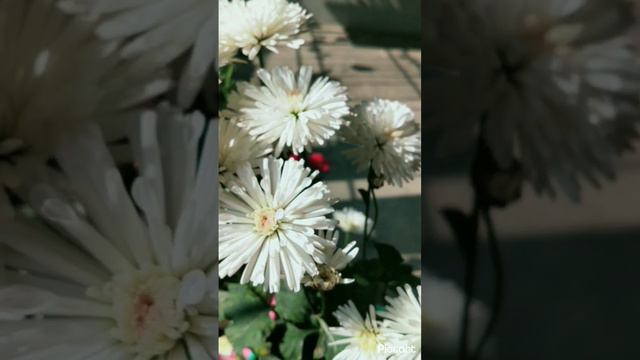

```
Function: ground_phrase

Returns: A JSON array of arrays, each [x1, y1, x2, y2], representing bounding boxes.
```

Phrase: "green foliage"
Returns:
[[280, 323, 315, 360], [223, 284, 275, 354], [275, 288, 312, 324], [218, 64, 236, 110]]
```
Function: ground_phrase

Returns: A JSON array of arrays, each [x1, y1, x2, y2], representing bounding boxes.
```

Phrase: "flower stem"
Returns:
[[362, 166, 378, 260], [472, 208, 504, 360], [258, 51, 266, 69], [458, 198, 480, 360], [181, 338, 193, 360], [370, 186, 379, 236], [461, 114, 508, 360]]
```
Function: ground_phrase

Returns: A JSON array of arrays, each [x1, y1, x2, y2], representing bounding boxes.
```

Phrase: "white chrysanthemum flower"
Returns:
[[423, 273, 488, 353], [218, 116, 272, 176], [426, 0, 640, 199], [218, 0, 238, 69], [342, 99, 421, 187], [0, 0, 170, 211], [58, 0, 215, 108], [304, 230, 358, 291], [227, 65, 350, 155], [220, 0, 311, 60], [329, 301, 389, 360], [333, 207, 372, 235], [0, 108, 217, 359], [380, 284, 422, 360], [219, 157, 336, 293], [218, 34, 237, 69]]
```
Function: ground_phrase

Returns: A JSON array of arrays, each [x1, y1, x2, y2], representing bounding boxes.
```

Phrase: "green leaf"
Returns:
[[441, 208, 475, 256], [280, 323, 315, 360], [373, 242, 404, 268], [358, 188, 370, 207], [275, 288, 311, 324], [223, 284, 274, 353]]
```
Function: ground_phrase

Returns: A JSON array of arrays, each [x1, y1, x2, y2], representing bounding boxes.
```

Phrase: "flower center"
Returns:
[[356, 329, 381, 353], [498, 15, 582, 82], [287, 91, 305, 119], [110, 270, 190, 358], [253, 208, 281, 236]]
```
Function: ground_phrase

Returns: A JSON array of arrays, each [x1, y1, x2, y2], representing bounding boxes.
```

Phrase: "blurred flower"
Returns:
[[329, 301, 389, 360], [304, 230, 359, 291], [309, 152, 331, 173], [0, 0, 170, 214], [333, 207, 372, 235], [227, 65, 350, 155], [220, 0, 311, 60], [59, 0, 215, 108], [219, 157, 335, 293], [218, 1, 238, 69], [423, 273, 488, 353], [219, 336, 238, 360], [268, 310, 278, 321], [218, 36, 237, 69], [218, 116, 272, 177], [242, 347, 256, 360], [342, 99, 421, 187], [425, 0, 640, 199], [380, 284, 422, 360], [0, 108, 217, 358]]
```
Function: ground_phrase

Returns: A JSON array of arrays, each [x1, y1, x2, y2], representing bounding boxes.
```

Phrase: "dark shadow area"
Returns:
[[424, 227, 640, 360], [325, 0, 421, 48]]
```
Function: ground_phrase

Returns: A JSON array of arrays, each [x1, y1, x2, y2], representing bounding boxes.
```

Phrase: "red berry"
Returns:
[[309, 152, 326, 169]]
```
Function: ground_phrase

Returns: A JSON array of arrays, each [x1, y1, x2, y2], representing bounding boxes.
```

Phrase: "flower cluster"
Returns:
[[217, 0, 422, 358], [218, 1, 421, 293], [329, 285, 422, 360]]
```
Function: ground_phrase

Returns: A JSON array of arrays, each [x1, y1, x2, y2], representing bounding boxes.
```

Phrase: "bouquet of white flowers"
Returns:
[[217, 1, 422, 359]]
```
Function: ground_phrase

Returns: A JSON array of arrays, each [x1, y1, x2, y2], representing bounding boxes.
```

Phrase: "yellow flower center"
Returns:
[[287, 91, 305, 119], [356, 329, 380, 353]]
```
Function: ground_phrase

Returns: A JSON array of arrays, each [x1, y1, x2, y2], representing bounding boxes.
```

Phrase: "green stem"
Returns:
[[361, 183, 372, 260], [471, 208, 504, 360], [458, 198, 480, 360], [181, 338, 193, 360], [223, 64, 234, 91], [319, 292, 326, 317], [361, 165, 379, 260], [370, 186, 379, 236], [303, 287, 315, 310], [258, 51, 266, 69]]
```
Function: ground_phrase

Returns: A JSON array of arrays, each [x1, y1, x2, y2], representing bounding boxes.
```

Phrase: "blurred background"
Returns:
[[422, 0, 640, 359], [424, 141, 640, 360], [265, 0, 423, 270]]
